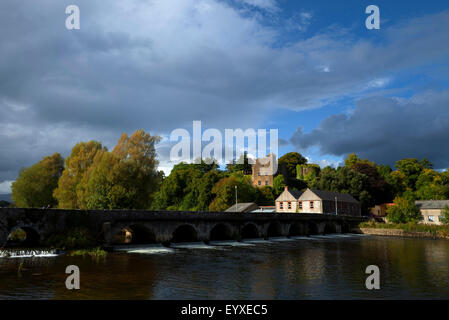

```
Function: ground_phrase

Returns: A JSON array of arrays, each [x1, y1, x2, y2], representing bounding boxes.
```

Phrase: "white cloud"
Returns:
[[0, 180, 13, 194], [286, 10, 313, 31], [238, 0, 279, 11], [367, 77, 391, 88]]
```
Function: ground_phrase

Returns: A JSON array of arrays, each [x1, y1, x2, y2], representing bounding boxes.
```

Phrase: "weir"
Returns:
[[0, 208, 365, 247]]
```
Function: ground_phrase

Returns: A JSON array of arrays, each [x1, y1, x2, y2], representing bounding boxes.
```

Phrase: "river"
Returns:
[[1, 234, 449, 299]]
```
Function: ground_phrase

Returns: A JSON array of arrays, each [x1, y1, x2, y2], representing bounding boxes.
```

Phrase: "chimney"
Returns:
[[284, 186, 288, 192]]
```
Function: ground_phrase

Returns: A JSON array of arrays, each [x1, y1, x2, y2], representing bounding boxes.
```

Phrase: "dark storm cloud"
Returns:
[[0, 0, 449, 189], [278, 138, 289, 146], [290, 91, 449, 169]]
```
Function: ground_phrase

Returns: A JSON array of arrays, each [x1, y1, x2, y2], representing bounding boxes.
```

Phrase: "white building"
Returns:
[[415, 200, 449, 225], [275, 187, 361, 216]]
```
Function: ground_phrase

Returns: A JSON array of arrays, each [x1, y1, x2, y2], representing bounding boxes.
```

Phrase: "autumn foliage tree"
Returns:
[[79, 129, 161, 209], [12, 153, 64, 208], [53, 141, 106, 209], [53, 129, 161, 210]]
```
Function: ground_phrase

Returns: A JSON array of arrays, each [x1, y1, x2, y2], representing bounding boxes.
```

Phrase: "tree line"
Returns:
[[9, 130, 449, 217]]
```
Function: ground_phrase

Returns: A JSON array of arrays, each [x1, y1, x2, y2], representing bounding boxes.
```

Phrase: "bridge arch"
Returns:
[[324, 222, 337, 234], [209, 223, 233, 241], [172, 224, 198, 243], [241, 223, 259, 239], [341, 222, 350, 233], [267, 221, 282, 238], [113, 224, 156, 244], [7, 226, 40, 246], [307, 222, 319, 235], [289, 222, 307, 236]]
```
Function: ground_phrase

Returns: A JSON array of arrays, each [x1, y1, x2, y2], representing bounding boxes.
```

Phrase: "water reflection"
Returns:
[[1, 236, 449, 299]]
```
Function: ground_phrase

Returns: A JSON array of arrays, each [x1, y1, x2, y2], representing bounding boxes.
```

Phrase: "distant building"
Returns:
[[370, 203, 395, 218], [415, 200, 449, 225], [225, 202, 260, 213], [251, 153, 276, 188], [251, 206, 276, 213], [297, 189, 361, 216], [275, 187, 361, 216], [275, 186, 304, 213]]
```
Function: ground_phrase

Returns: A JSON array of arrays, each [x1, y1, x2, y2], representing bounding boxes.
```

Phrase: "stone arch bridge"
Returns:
[[0, 208, 365, 246]]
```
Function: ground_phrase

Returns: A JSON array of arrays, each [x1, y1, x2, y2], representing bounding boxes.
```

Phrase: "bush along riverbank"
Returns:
[[358, 221, 449, 240], [43, 227, 107, 258]]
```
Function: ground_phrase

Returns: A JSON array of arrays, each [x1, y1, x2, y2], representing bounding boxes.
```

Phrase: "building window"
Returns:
[[310, 201, 314, 209], [279, 202, 283, 209], [258, 181, 261, 186], [298, 201, 302, 209], [438, 216, 443, 222], [428, 215, 435, 222], [265, 180, 268, 185], [288, 202, 291, 209]]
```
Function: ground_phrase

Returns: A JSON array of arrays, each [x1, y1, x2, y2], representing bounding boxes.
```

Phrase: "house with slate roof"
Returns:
[[275, 187, 361, 216], [415, 200, 449, 225], [275, 186, 304, 213], [225, 202, 260, 213], [298, 189, 361, 216]]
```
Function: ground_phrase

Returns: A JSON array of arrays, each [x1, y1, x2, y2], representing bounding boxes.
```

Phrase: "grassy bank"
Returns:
[[68, 247, 107, 258], [359, 221, 449, 238]]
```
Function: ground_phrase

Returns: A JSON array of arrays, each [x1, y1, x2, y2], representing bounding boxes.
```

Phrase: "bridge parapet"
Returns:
[[0, 208, 366, 246]]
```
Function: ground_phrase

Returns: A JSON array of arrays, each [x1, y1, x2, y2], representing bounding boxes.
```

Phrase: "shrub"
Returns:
[[439, 205, 449, 225], [44, 228, 96, 249], [386, 197, 421, 223]]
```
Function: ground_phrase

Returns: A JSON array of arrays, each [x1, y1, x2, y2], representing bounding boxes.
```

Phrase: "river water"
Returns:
[[1, 234, 449, 299]]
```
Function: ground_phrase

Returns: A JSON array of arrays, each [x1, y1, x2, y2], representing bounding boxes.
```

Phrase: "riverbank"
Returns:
[[357, 221, 449, 240]]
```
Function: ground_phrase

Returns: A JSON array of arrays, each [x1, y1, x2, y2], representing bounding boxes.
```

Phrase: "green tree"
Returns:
[[196, 169, 224, 210], [386, 197, 421, 223], [195, 157, 219, 174], [388, 170, 408, 197], [420, 158, 433, 169], [439, 205, 449, 225], [377, 164, 393, 181], [311, 166, 373, 213], [0, 200, 10, 208], [344, 153, 362, 168], [297, 163, 320, 185], [278, 152, 307, 178], [12, 153, 64, 208], [209, 174, 257, 211], [344, 153, 375, 168], [273, 174, 286, 197], [395, 158, 425, 190], [226, 151, 252, 174], [152, 160, 224, 211], [415, 168, 449, 200], [256, 186, 275, 206], [351, 162, 392, 204]]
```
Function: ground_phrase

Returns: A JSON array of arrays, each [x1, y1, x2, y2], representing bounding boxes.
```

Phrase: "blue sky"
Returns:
[[247, 0, 449, 167], [0, 0, 449, 193]]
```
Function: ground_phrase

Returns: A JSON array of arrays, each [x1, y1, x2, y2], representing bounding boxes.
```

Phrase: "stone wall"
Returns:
[[358, 227, 441, 239]]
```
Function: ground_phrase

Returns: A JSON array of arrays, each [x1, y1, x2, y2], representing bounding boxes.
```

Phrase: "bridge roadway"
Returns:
[[0, 208, 365, 246]]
